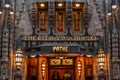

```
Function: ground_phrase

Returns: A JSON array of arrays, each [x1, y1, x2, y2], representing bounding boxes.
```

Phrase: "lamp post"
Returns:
[[97, 49, 105, 70]]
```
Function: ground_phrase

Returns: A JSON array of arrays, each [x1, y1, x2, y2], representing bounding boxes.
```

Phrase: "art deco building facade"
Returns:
[[0, 0, 120, 80]]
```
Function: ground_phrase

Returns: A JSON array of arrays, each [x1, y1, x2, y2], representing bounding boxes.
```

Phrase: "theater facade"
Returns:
[[17, 1, 107, 80], [0, 0, 120, 80]]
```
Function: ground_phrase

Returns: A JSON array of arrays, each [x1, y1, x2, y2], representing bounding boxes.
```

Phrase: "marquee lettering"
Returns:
[[53, 46, 68, 52], [22, 36, 99, 41]]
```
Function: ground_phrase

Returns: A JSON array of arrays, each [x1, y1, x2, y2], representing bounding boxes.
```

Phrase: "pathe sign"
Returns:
[[53, 46, 68, 53]]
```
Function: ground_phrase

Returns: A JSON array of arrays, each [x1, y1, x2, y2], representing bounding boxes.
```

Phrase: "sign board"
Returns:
[[25, 46, 97, 55], [22, 35, 99, 41]]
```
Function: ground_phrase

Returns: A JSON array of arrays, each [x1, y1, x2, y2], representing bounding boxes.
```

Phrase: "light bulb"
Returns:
[[5, 4, 10, 8]]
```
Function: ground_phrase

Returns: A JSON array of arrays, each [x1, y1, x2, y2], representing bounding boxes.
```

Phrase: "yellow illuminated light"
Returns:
[[40, 3, 45, 7], [58, 3, 63, 7], [42, 67, 45, 70], [42, 71, 45, 73], [100, 66, 104, 69], [78, 67, 81, 69], [99, 62, 104, 66], [75, 3, 80, 7], [78, 64, 81, 66], [42, 64, 45, 67], [78, 71, 81, 73]]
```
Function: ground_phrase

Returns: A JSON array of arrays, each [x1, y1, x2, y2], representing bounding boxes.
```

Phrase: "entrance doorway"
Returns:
[[48, 57, 75, 80], [26, 54, 94, 80]]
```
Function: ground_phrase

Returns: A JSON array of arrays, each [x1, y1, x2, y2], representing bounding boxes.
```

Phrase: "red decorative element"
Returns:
[[53, 60, 58, 64], [65, 60, 70, 64]]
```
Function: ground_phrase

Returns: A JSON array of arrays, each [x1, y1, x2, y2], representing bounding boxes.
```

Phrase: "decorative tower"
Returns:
[[0, 0, 13, 79]]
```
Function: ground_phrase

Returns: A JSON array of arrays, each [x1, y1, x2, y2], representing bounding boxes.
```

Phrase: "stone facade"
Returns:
[[0, 0, 120, 80]]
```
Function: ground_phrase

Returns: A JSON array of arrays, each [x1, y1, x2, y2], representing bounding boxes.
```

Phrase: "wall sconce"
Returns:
[[42, 61, 46, 80], [16, 48, 23, 69], [77, 60, 82, 79], [97, 49, 105, 70]]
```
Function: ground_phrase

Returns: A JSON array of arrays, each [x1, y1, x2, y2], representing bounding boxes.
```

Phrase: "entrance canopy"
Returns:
[[22, 35, 99, 56], [25, 45, 97, 56]]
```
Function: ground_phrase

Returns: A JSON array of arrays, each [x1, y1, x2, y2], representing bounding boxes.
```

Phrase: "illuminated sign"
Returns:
[[53, 46, 68, 52], [22, 35, 98, 41]]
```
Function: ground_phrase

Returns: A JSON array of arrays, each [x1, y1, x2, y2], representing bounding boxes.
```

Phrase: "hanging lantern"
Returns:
[[42, 61, 46, 79], [77, 60, 82, 78], [97, 49, 105, 69], [16, 48, 23, 69]]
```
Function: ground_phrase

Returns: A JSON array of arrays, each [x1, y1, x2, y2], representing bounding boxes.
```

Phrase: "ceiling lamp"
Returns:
[[107, 12, 112, 16], [75, 3, 80, 7], [40, 3, 45, 7], [5, 0, 10, 8], [10, 9, 14, 15], [0, 10, 2, 14], [111, 0, 117, 9], [58, 3, 63, 7], [0, 2, 2, 14]]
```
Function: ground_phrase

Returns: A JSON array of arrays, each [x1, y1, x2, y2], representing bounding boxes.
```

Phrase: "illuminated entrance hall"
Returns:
[[27, 54, 94, 80], [0, 0, 120, 80]]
